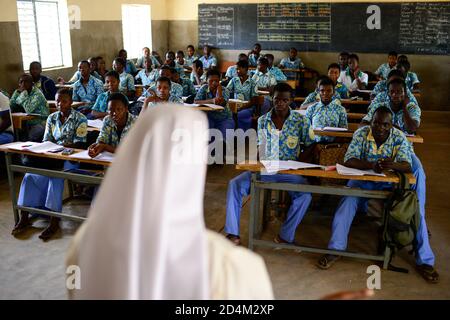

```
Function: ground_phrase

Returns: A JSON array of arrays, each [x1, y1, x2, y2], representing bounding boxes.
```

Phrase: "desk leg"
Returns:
[[383, 246, 391, 270], [248, 172, 259, 250], [5, 153, 19, 224]]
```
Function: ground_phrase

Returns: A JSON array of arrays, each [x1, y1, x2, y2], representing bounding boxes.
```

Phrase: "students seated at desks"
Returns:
[[375, 51, 397, 80], [12, 88, 88, 240], [134, 57, 159, 86], [226, 60, 259, 131], [10, 74, 49, 141], [171, 69, 196, 98], [194, 70, 234, 139], [185, 44, 200, 67], [60, 57, 102, 84], [145, 66, 183, 99], [248, 43, 262, 67], [199, 45, 218, 71], [29, 61, 57, 100], [370, 70, 419, 107], [0, 91, 14, 145], [95, 56, 109, 83], [338, 51, 350, 72], [112, 57, 136, 100], [118, 49, 137, 76], [72, 60, 104, 114], [305, 78, 348, 143], [165, 51, 176, 66], [88, 93, 137, 157], [278, 47, 304, 80], [251, 57, 277, 91], [327, 63, 349, 99], [319, 106, 439, 284], [175, 50, 188, 77], [224, 53, 249, 82], [190, 60, 207, 86], [89, 71, 125, 120], [338, 53, 368, 92], [225, 83, 315, 245], [396, 59, 420, 92], [135, 47, 160, 69], [300, 75, 342, 110], [142, 77, 183, 111], [265, 54, 287, 82]]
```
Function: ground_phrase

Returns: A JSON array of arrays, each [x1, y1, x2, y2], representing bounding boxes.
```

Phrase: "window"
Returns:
[[122, 4, 152, 59], [17, 0, 72, 70]]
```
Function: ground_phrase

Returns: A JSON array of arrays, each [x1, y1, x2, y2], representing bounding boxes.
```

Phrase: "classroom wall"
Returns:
[[0, 0, 168, 94], [166, 0, 450, 111]]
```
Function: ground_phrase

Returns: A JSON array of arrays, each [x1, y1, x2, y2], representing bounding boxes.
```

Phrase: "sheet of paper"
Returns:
[[229, 99, 249, 104], [87, 119, 104, 129], [318, 127, 349, 132], [10, 141, 62, 153], [203, 104, 224, 110], [183, 103, 200, 107], [7, 141, 39, 151], [69, 150, 114, 162], [261, 160, 323, 174], [336, 163, 386, 177], [356, 89, 372, 94], [257, 90, 270, 95]]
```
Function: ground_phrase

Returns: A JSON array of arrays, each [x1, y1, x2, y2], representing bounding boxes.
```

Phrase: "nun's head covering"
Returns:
[[73, 104, 210, 299]]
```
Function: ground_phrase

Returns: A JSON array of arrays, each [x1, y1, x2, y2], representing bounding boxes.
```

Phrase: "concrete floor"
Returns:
[[0, 111, 449, 299]]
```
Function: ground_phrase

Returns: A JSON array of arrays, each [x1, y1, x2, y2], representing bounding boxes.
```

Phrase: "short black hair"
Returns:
[[193, 60, 203, 69], [397, 54, 408, 63], [273, 82, 293, 97], [56, 88, 72, 99], [387, 69, 405, 80], [176, 50, 184, 56], [254, 43, 261, 49], [348, 53, 359, 62], [118, 49, 127, 55], [396, 60, 410, 72], [79, 60, 90, 68], [108, 92, 129, 108], [105, 70, 120, 81], [373, 106, 393, 120], [206, 69, 221, 79], [166, 51, 175, 58], [339, 51, 349, 57], [327, 63, 341, 71], [257, 57, 269, 66], [187, 45, 195, 50], [316, 75, 330, 85], [318, 77, 335, 89], [29, 61, 41, 69], [165, 60, 176, 68], [265, 53, 274, 60], [203, 45, 212, 50], [388, 51, 398, 57], [290, 47, 298, 52], [169, 67, 177, 75], [238, 53, 248, 60], [160, 65, 171, 72], [113, 57, 126, 67], [157, 76, 172, 87], [236, 60, 249, 70], [387, 77, 407, 93]]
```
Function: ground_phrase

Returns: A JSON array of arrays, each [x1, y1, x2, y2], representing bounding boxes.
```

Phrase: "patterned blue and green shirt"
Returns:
[[268, 66, 287, 82], [135, 69, 158, 86], [119, 72, 136, 94], [345, 126, 412, 167], [43, 109, 87, 145], [375, 63, 394, 80], [178, 78, 197, 97], [194, 84, 232, 121], [199, 55, 217, 69], [301, 89, 342, 107], [92, 91, 129, 113], [72, 76, 105, 109], [146, 81, 184, 98], [279, 57, 304, 79], [406, 72, 420, 91], [252, 71, 277, 88], [97, 112, 137, 147], [10, 87, 49, 126], [305, 100, 348, 142], [226, 76, 258, 101]]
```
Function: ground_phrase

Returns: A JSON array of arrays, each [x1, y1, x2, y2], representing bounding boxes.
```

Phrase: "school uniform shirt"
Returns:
[[35, 75, 57, 100], [371, 89, 419, 109], [338, 68, 369, 92], [279, 57, 304, 79], [69, 71, 102, 83], [10, 86, 49, 126], [301, 89, 342, 107], [257, 109, 314, 161], [305, 100, 347, 142], [190, 72, 207, 85], [345, 126, 413, 167], [225, 65, 238, 79], [0, 92, 13, 134], [199, 55, 217, 69], [97, 112, 137, 147], [125, 60, 137, 75], [135, 69, 158, 86], [175, 62, 186, 78], [268, 66, 287, 81], [185, 55, 199, 67], [248, 54, 261, 67], [363, 99, 421, 133], [43, 109, 88, 145], [136, 55, 161, 69], [147, 81, 183, 99], [119, 72, 136, 94], [251, 71, 277, 88], [375, 63, 394, 80], [406, 72, 420, 91], [178, 78, 197, 97], [226, 76, 258, 101], [72, 76, 105, 108], [147, 95, 183, 108], [92, 91, 129, 114], [194, 84, 232, 121]]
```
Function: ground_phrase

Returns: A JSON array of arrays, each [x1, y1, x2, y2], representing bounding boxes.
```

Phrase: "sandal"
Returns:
[[226, 234, 241, 246], [416, 264, 439, 284], [317, 254, 341, 270], [39, 224, 61, 242]]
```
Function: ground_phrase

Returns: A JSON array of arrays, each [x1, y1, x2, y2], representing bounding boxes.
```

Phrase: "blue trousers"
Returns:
[[18, 161, 80, 213], [207, 115, 235, 143], [237, 108, 253, 131], [0, 132, 14, 145], [225, 171, 312, 243], [328, 175, 435, 266]]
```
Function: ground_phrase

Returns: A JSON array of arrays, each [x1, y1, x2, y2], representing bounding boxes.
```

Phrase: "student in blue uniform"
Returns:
[[360, 78, 437, 283], [90, 71, 125, 120], [72, 60, 105, 114], [300, 75, 342, 110], [118, 49, 137, 76], [0, 91, 14, 145], [224, 82, 315, 245], [136, 47, 160, 69], [224, 53, 248, 82], [278, 47, 304, 80], [265, 54, 287, 82], [396, 60, 420, 92], [172, 69, 196, 98], [199, 45, 218, 71], [305, 77, 347, 143], [371, 69, 405, 99], [113, 57, 136, 100], [144, 66, 183, 99], [185, 45, 199, 67], [248, 43, 262, 67], [175, 50, 189, 76], [190, 60, 207, 86], [142, 77, 183, 110], [251, 57, 277, 91], [375, 51, 397, 80], [226, 60, 259, 131], [12, 89, 88, 240], [135, 57, 159, 87], [29, 61, 57, 100]]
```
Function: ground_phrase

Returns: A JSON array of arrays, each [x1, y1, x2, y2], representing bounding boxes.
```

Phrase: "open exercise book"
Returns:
[[183, 103, 224, 110], [87, 119, 104, 129], [336, 164, 386, 177], [8, 141, 63, 153], [228, 99, 249, 104], [69, 150, 114, 163], [261, 160, 324, 174], [315, 127, 348, 132]]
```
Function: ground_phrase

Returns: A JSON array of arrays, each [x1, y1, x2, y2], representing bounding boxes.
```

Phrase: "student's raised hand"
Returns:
[[353, 67, 360, 79]]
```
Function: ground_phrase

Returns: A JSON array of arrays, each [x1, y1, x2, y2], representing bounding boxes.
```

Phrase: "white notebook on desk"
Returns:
[[202, 104, 224, 110], [261, 160, 323, 174], [69, 150, 114, 162], [336, 163, 386, 177], [8, 141, 62, 153], [316, 127, 348, 132], [87, 119, 104, 129]]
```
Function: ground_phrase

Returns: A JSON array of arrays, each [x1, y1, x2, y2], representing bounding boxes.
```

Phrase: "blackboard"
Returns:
[[198, 2, 450, 55]]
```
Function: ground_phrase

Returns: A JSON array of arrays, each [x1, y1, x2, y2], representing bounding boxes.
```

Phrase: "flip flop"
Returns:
[[416, 264, 439, 284], [317, 254, 341, 270]]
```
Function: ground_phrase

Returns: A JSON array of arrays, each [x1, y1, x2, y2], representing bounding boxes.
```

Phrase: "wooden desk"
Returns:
[[293, 97, 370, 106], [347, 113, 366, 120], [0, 143, 111, 224], [11, 113, 37, 130], [236, 162, 415, 269], [313, 128, 424, 144]]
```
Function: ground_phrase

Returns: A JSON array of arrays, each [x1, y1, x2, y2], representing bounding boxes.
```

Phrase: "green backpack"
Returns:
[[382, 171, 420, 273]]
